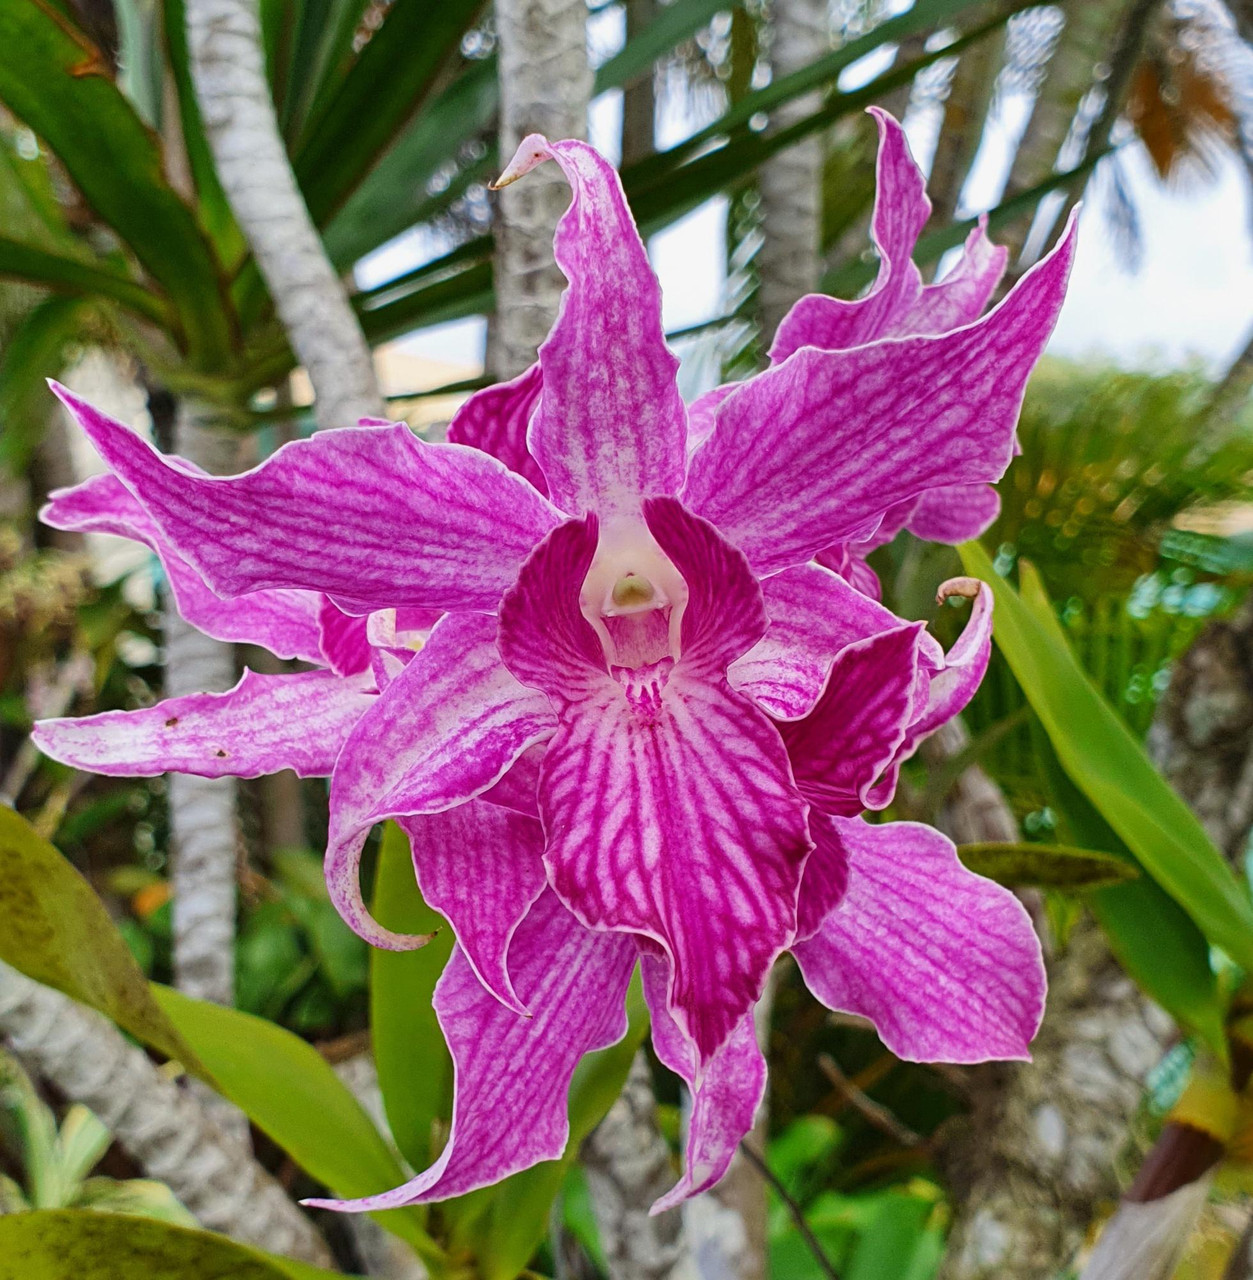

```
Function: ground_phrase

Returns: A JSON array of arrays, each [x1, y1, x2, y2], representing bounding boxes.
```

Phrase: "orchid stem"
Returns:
[[738, 1141, 842, 1280]]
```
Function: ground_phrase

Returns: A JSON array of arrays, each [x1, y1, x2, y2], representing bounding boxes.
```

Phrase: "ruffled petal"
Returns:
[[499, 500, 811, 1061], [793, 817, 1045, 1062], [52, 385, 562, 614], [906, 482, 1001, 544], [682, 213, 1077, 575], [779, 624, 927, 816], [42, 474, 325, 663], [397, 802, 547, 1015], [768, 108, 928, 362], [498, 137, 687, 516], [908, 580, 993, 741], [325, 612, 555, 951], [903, 218, 1008, 337], [446, 362, 547, 495], [304, 890, 635, 1211], [641, 953, 766, 1212], [729, 562, 926, 719], [794, 812, 850, 941], [33, 669, 373, 779]]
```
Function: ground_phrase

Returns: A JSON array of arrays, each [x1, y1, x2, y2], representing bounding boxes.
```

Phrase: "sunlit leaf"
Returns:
[[0, 1210, 345, 1280]]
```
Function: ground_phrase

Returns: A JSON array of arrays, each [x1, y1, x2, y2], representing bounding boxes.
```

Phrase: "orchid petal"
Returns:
[[769, 109, 928, 362], [317, 598, 372, 677], [686, 383, 737, 452], [795, 812, 851, 941], [793, 817, 1045, 1062], [501, 136, 687, 515], [397, 802, 547, 1015], [325, 612, 555, 952], [815, 544, 884, 601], [729, 563, 928, 719], [906, 482, 1001, 544], [42, 474, 325, 663], [52, 385, 561, 614], [499, 501, 812, 1060], [911, 581, 993, 740], [641, 953, 765, 1212], [780, 624, 926, 816], [683, 213, 1077, 574], [446, 362, 547, 495], [33, 669, 373, 779], [903, 218, 1008, 336], [305, 890, 635, 1210]]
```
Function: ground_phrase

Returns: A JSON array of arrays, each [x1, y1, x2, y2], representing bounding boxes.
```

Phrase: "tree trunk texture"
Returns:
[[165, 407, 239, 1013], [996, 0, 1128, 265], [160, 403, 252, 1146], [928, 718, 1173, 1280], [942, 594, 1253, 1277], [491, 0, 592, 380], [581, 1055, 691, 1280], [926, 4, 1008, 230], [0, 962, 331, 1266], [938, 921, 1174, 1280], [755, 0, 829, 348], [186, 0, 383, 429]]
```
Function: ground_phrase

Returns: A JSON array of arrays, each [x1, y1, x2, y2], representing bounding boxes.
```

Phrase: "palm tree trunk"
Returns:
[[491, 0, 592, 380], [186, 0, 383, 428], [0, 962, 332, 1265], [755, 0, 829, 347]]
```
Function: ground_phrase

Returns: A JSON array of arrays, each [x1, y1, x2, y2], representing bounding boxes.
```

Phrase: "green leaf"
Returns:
[[594, 0, 742, 92], [0, 295, 88, 475], [0, 0, 233, 366], [294, 0, 486, 225], [957, 842, 1140, 890], [150, 985, 438, 1259], [1029, 721, 1227, 1053], [161, 0, 245, 267], [625, 0, 1006, 201], [627, 12, 1010, 237], [0, 237, 169, 326], [324, 0, 741, 272], [959, 543, 1253, 970], [0, 1210, 346, 1280], [0, 806, 202, 1073], [323, 57, 498, 271], [466, 973, 651, 1280], [370, 820, 454, 1172], [845, 1195, 933, 1280]]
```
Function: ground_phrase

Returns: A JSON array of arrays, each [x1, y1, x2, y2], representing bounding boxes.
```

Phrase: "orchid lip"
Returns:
[[581, 514, 688, 667]]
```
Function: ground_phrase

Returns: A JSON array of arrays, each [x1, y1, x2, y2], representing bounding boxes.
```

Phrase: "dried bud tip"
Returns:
[[491, 133, 553, 189], [937, 576, 982, 606]]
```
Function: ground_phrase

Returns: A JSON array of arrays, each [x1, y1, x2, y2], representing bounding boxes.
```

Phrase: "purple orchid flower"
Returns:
[[34, 110, 1073, 1213]]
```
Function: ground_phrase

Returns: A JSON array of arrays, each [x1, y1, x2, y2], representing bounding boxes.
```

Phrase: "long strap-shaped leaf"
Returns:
[[0, 0, 234, 367], [960, 541, 1253, 974], [0, 807, 440, 1261]]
